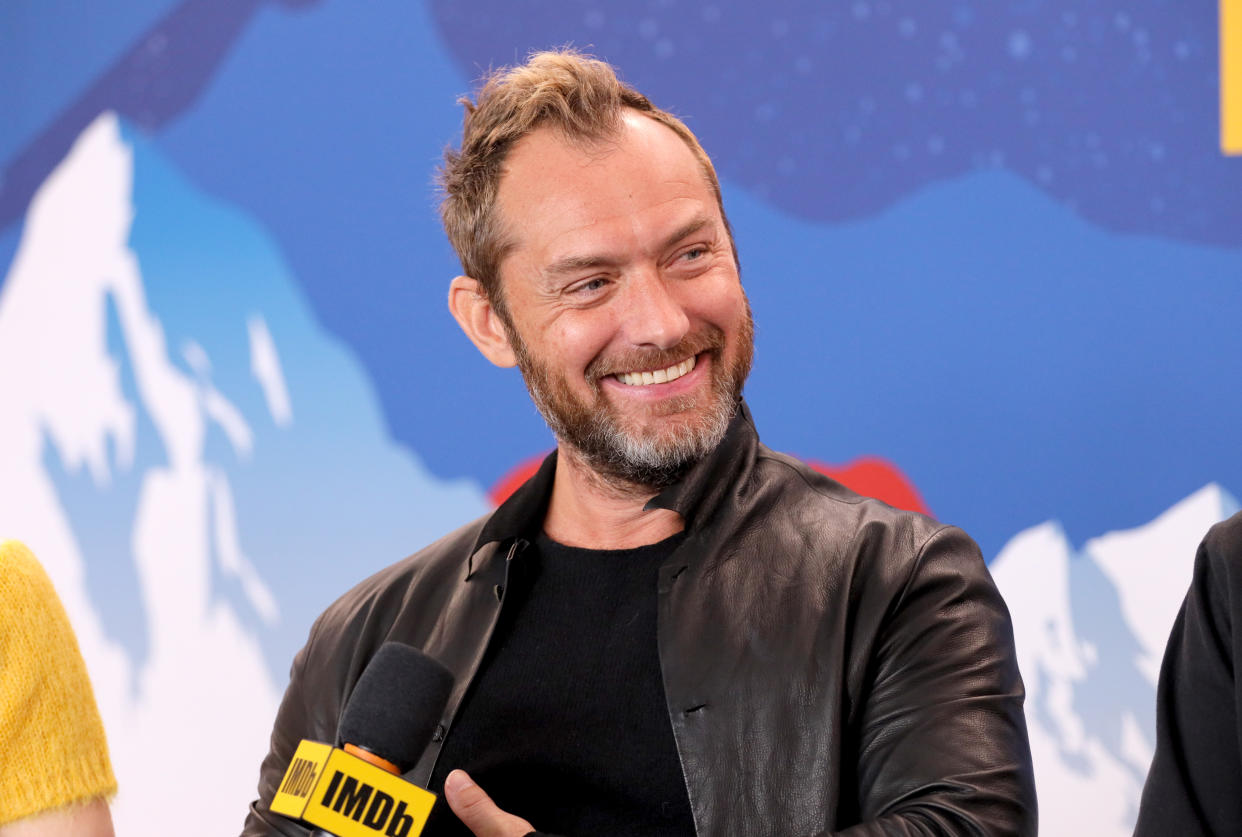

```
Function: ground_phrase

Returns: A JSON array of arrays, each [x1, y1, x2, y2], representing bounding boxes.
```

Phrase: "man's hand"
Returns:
[[444, 770, 535, 837]]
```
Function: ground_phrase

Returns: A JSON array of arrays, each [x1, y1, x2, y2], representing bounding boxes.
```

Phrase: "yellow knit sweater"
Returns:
[[0, 540, 117, 825]]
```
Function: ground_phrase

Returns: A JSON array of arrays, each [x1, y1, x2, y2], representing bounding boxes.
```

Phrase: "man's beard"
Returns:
[[509, 310, 754, 491]]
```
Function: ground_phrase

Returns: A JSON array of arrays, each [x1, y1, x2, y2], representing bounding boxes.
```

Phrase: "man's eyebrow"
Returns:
[[544, 252, 618, 278], [543, 215, 716, 278], [659, 215, 714, 255]]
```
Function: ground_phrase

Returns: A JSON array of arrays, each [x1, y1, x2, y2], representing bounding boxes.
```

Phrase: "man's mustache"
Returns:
[[585, 326, 727, 385]]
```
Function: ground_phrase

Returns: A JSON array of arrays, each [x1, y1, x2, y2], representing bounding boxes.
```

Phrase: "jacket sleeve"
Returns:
[[1134, 512, 1242, 836], [241, 616, 343, 837], [835, 525, 1037, 836]]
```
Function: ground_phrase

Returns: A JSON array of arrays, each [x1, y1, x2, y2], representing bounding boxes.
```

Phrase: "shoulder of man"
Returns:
[[242, 513, 503, 835], [307, 510, 495, 650], [1186, 508, 1242, 617], [747, 444, 966, 583], [1202, 507, 1242, 563]]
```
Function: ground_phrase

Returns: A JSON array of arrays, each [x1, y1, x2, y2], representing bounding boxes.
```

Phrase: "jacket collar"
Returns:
[[470, 399, 759, 569], [473, 449, 559, 560], [643, 399, 758, 528]]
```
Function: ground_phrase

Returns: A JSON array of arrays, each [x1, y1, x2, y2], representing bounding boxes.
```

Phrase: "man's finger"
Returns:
[[443, 769, 535, 837]]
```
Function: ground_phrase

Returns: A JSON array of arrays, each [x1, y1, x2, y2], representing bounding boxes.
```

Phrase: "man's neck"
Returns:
[[542, 445, 685, 550]]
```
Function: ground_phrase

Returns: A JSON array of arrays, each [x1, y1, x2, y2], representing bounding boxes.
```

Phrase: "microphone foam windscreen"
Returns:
[[339, 642, 455, 773]]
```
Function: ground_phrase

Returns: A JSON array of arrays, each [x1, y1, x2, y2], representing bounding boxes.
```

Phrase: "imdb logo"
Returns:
[[270, 740, 437, 837]]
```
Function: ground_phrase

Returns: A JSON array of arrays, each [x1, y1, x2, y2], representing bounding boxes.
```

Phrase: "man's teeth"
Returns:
[[615, 356, 696, 387]]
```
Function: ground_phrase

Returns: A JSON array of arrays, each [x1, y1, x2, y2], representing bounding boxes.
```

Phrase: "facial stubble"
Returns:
[[507, 302, 755, 491]]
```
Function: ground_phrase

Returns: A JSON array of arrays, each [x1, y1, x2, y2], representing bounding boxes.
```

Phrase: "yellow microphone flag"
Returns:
[[271, 739, 437, 837]]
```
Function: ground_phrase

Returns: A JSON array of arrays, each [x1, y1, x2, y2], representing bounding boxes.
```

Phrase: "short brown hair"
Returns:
[[438, 48, 730, 315]]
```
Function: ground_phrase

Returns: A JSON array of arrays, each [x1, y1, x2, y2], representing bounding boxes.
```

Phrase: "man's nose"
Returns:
[[619, 269, 691, 350]]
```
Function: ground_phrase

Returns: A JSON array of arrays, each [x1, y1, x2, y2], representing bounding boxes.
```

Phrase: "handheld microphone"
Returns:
[[271, 642, 455, 837]]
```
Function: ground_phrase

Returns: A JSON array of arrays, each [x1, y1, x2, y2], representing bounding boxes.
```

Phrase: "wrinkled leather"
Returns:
[[242, 404, 1036, 836]]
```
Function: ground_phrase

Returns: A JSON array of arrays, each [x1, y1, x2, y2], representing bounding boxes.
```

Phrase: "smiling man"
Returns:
[[446, 102, 754, 541], [243, 50, 1036, 837]]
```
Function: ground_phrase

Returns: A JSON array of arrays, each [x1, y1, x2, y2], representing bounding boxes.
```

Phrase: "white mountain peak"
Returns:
[[0, 111, 280, 834], [990, 484, 1238, 836], [0, 110, 492, 835], [1087, 483, 1239, 683], [0, 113, 137, 489]]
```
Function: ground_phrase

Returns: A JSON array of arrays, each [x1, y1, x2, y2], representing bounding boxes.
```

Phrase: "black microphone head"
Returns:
[[338, 642, 455, 773]]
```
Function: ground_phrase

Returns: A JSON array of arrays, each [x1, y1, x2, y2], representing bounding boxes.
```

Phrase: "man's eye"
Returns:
[[573, 277, 608, 293], [682, 247, 706, 261]]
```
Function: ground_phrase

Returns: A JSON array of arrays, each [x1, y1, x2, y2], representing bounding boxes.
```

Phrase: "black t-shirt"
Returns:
[[424, 531, 696, 836]]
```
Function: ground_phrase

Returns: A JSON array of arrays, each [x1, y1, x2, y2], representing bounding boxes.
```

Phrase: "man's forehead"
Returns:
[[493, 115, 720, 265]]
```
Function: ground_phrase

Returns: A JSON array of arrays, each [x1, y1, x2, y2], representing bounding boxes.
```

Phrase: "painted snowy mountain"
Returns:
[[991, 483, 1240, 835], [0, 110, 1237, 837], [0, 112, 490, 835]]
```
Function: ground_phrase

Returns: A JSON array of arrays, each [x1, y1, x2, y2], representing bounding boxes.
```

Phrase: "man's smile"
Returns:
[[613, 355, 697, 387]]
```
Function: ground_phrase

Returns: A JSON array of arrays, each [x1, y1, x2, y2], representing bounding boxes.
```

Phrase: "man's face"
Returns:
[[491, 111, 754, 488]]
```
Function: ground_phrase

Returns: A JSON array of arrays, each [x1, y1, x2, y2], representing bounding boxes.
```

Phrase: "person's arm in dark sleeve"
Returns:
[[1134, 511, 1242, 836], [241, 618, 342, 837], [835, 525, 1038, 836]]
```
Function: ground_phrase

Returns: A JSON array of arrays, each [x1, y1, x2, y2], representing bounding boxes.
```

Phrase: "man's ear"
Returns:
[[448, 276, 518, 368]]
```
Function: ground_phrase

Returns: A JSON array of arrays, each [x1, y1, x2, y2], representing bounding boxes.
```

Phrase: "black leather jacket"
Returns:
[[243, 404, 1036, 836]]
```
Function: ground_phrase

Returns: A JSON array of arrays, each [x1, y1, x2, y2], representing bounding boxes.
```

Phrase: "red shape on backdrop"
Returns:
[[804, 457, 931, 516], [489, 451, 931, 517], [489, 453, 550, 506]]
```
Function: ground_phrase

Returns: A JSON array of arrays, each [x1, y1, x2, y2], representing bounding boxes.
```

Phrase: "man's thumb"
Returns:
[[443, 769, 534, 837]]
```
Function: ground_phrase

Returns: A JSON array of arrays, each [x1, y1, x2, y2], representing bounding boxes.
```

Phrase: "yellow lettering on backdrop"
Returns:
[[1224, 0, 1242, 153]]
